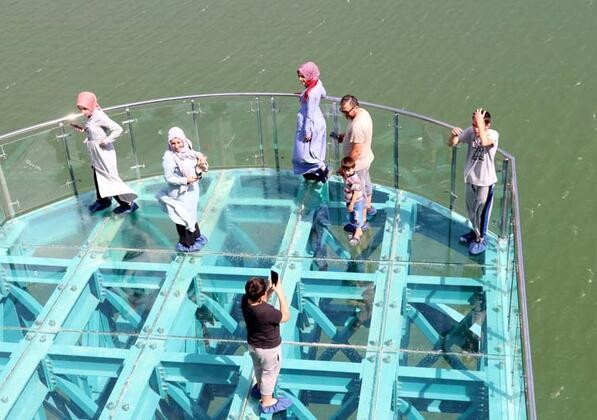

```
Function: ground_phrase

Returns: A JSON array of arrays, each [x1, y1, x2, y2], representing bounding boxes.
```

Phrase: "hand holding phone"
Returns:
[[70, 123, 85, 132], [270, 268, 279, 287]]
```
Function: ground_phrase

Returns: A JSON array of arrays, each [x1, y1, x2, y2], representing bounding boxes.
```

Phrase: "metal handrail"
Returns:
[[510, 158, 536, 419], [0, 92, 536, 419]]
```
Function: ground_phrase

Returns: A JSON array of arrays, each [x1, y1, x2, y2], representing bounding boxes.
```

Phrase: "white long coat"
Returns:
[[157, 151, 203, 231], [84, 109, 137, 202]]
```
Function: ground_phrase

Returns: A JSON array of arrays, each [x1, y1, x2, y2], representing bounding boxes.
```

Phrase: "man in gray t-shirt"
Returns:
[[448, 108, 499, 255]]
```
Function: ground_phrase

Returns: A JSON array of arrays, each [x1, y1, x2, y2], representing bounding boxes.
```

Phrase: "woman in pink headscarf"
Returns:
[[292, 61, 329, 182], [75, 91, 138, 214]]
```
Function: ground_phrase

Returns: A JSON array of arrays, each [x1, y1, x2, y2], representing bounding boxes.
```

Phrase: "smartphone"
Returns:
[[70, 123, 85, 131], [270, 268, 279, 286]]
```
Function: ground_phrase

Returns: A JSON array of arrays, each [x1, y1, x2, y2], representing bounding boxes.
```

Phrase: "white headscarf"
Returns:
[[167, 127, 196, 177]]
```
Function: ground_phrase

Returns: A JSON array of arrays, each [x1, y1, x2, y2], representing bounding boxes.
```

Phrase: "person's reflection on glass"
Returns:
[[308, 205, 330, 270]]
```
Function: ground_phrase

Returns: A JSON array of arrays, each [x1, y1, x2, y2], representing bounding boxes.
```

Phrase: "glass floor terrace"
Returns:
[[0, 169, 526, 419]]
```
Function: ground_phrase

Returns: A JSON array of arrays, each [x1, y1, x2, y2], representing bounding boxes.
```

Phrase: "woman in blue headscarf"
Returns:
[[157, 127, 209, 252]]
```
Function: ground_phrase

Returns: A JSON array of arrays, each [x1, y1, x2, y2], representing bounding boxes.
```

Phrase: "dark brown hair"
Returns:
[[473, 109, 492, 125], [245, 277, 268, 301], [341, 156, 356, 170], [340, 95, 359, 108]]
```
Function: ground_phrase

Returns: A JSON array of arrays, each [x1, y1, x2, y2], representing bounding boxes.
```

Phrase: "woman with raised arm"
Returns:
[[241, 276, 293, 414]]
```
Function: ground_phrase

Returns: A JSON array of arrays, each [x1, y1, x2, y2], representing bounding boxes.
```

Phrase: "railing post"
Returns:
[[393, 113, 399, 189], [0, 156, 15, 219], [57, 123, 79, 197], [449, 146, 458, 211], [254, 97, 265, 167], [499, 158, 511, 238], [124, 108, 143, 178], [270, 97, 280, 171], [331, 101, 340, 166], [190, 100, 202, 152]]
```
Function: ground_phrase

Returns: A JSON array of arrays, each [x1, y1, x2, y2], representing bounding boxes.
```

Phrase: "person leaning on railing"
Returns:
[[241, 276, 293, 414], [74, 91, 139, 215], [448, 108, 499, 255]]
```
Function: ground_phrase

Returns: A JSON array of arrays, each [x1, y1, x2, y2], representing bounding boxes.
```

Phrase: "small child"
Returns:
[[339, 157, 367, 247]]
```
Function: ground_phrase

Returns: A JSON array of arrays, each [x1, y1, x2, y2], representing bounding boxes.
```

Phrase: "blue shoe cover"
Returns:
[[469, 239, 487, 255], [195, 234, 208, 247], [459, 230, 476, 244], [175, 243, 189, 253], [260, 395, 293, 414], [88, 201, 111, 213], [114, 202, 139, 215], [343, 223, 356, 233]]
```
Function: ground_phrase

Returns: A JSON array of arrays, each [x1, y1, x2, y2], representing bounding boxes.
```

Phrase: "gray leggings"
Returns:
[[249, 344, 281, 397]]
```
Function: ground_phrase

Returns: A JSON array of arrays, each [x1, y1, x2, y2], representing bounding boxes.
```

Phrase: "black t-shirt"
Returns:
[[241, 295, 282, 349]]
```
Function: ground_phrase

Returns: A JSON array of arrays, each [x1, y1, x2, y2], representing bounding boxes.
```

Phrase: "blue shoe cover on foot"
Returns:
[[366, 207, 377, 217], [343, 223, 356, 233], [469, 239, 487, 255], [260, 396, 293, 414], [459, 230, 476, 244], [195, 234, 208, 247], [114, 202, 139, 215], [89, 201, 111, 213], [175, 243, 189, 253]]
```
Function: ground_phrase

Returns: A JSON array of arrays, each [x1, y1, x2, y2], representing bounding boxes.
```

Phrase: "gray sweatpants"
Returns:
[[249, 344, 281, 397], [465, 183, 494, 239]]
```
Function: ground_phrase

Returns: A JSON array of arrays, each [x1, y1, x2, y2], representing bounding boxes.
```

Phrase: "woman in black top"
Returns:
[[241, 276, 292, 414]]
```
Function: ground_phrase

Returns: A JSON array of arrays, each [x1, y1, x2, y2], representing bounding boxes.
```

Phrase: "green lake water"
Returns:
[[1, 0, 596, 418]]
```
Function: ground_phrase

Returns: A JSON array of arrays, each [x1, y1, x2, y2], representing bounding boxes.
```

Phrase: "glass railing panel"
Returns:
[[261, 95, 303, 173], [451, 142, 468, 219], [91, 108, 142, 184], [189, 97, 263, 170], [394, 114, 453, 208], [489, 152, 510, 239], [109, 101, 198, 180], [509, 194, 533, 419], [0, 127, 74, 215], [261, 95, 347, 175], [62, 124, 95, 197]]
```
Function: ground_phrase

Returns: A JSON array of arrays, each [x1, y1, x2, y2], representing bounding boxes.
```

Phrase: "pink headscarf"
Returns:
[[298, 61, 321, 102], [298, 61, 320, 81], [76, 91, 99, 112]]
